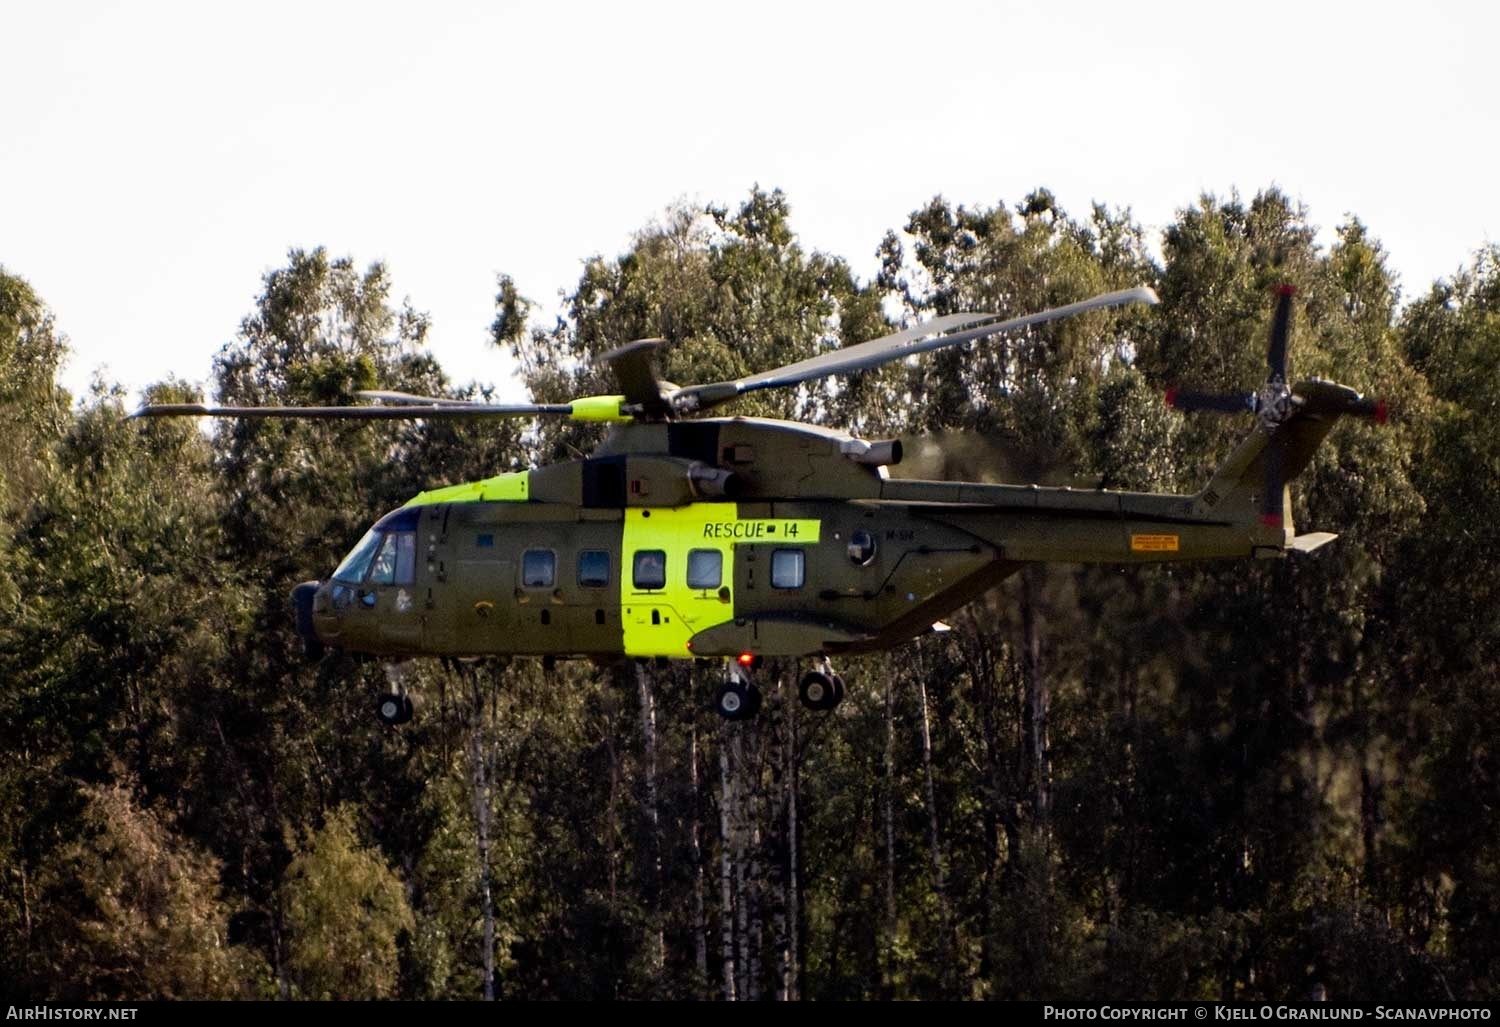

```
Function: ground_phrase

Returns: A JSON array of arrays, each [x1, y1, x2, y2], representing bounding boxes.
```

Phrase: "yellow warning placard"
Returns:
[[1131, 534, 1180, 552]]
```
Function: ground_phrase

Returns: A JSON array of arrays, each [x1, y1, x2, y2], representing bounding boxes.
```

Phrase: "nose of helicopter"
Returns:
[[290, 580, 326, 660]]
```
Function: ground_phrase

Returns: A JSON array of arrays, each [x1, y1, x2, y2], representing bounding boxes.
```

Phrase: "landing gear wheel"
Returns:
[[377, 693, 414, 726], [715, 680, 761, 721], [798, 671, 838, 711]]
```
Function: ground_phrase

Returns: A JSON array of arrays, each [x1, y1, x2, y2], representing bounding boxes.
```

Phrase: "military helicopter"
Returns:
[[135, 284, 1386, 724]]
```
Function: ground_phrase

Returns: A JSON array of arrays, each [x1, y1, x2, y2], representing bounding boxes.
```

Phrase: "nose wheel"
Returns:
[[376, 692, 413, 726]]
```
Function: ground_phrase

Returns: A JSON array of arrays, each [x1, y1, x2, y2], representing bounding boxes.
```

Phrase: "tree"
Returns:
[[0, 267, 68, 517], [1388, 246, 1500, 998], [283, 806, 414, 999], [26, 784, 263, 1000]]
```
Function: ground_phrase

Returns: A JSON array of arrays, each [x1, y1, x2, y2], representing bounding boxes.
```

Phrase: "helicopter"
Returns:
[[135, 284, 1386, 724]]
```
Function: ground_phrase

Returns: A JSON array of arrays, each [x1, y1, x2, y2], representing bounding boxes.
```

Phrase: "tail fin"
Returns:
[[1193, 406, 1342, 550]]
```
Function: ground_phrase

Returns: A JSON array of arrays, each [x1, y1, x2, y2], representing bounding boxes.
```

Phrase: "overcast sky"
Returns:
[[4, 0, 1495, 405]]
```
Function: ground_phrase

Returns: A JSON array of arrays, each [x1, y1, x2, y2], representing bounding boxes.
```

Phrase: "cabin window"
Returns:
[[522, 549, 556, 588], [686, 549, 722, 589], [633, 550, 667, 590], [578, 550, 610, 588], [770, 548, 804, 589], [368, 532, 416, 586]]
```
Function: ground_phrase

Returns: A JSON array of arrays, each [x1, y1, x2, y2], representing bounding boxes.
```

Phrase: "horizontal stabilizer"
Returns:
[[1290, 532, 1338, 554]]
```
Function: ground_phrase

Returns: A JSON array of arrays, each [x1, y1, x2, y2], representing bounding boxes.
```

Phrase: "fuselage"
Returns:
[[301, 417, 1287, 661]]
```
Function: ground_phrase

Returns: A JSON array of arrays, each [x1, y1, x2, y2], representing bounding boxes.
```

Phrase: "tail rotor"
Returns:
[[1166, 285, 1387, 530]]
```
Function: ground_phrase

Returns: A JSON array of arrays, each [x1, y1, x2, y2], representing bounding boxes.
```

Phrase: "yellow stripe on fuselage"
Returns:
[[619, 504, 820, 658], [403, 470, 530, 507]]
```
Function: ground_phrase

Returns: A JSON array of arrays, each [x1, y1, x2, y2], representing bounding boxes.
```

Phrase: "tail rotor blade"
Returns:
[[1268, 284, 1295, 381], [1261, 438, 1286, 528], [1166, 389, 1256, 415], [1347, 397, 1389, 424], [1291, 380, 1389, 424]]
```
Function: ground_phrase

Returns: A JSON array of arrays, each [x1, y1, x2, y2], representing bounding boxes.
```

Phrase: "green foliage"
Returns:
[[284, 806, 415, 999], [0, 268, 68, 510], [25, 784, 265, 1000]]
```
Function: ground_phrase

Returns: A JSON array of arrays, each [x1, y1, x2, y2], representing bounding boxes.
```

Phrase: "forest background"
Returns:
[[2, 185, 1496, 1000]]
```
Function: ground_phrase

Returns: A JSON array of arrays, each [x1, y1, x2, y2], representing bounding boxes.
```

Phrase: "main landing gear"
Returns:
[[712, 658, 847, 721], [797, 658, 845, 713]]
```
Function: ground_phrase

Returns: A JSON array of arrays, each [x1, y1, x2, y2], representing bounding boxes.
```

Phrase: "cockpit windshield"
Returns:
[[332, 528, 418, 585], [332, 528, 384, 583]]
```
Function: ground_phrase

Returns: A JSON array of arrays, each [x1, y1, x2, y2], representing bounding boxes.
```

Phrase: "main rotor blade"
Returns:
[[131, 401, 575, 420], [675, 286, 1158, 412], [1166, 389, 1256, 415], [1268, 284, 1294, 382], [356, 390, 484, 406]]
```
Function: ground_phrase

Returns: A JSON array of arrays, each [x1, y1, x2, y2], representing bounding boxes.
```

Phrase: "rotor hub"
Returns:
[[1255, 379, 1295, 430]]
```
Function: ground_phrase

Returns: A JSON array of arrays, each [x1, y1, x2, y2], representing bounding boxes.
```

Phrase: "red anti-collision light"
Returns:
[[738, 653, 755, 666]]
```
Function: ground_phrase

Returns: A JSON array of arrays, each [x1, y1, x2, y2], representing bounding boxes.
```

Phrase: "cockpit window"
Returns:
[[369, 532, 416, 586], [332, 528, 383, 583]]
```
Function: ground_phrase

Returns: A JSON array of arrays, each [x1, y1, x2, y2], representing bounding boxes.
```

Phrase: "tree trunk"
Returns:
[[606, 718, 620, 910], [780, 671, 800, 1001], [881, 663, 898, 997], [915, 645, 957, 993], [689, 718, 710, 997], [1354, 674, 1381, 897], [271, 896, 292, 1000], [746, 712, 764, 1002], [1020, 565, 1050, 829], [635, 662, 665, 983], [960, 618, 1009, 994], [718, 723, 738, 1001], [733, 727, 753, 1002], [466, 668, 497, 1001]]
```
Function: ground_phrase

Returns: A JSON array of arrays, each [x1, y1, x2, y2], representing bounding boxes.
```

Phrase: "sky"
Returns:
[[3, 0, 1496, 406]]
